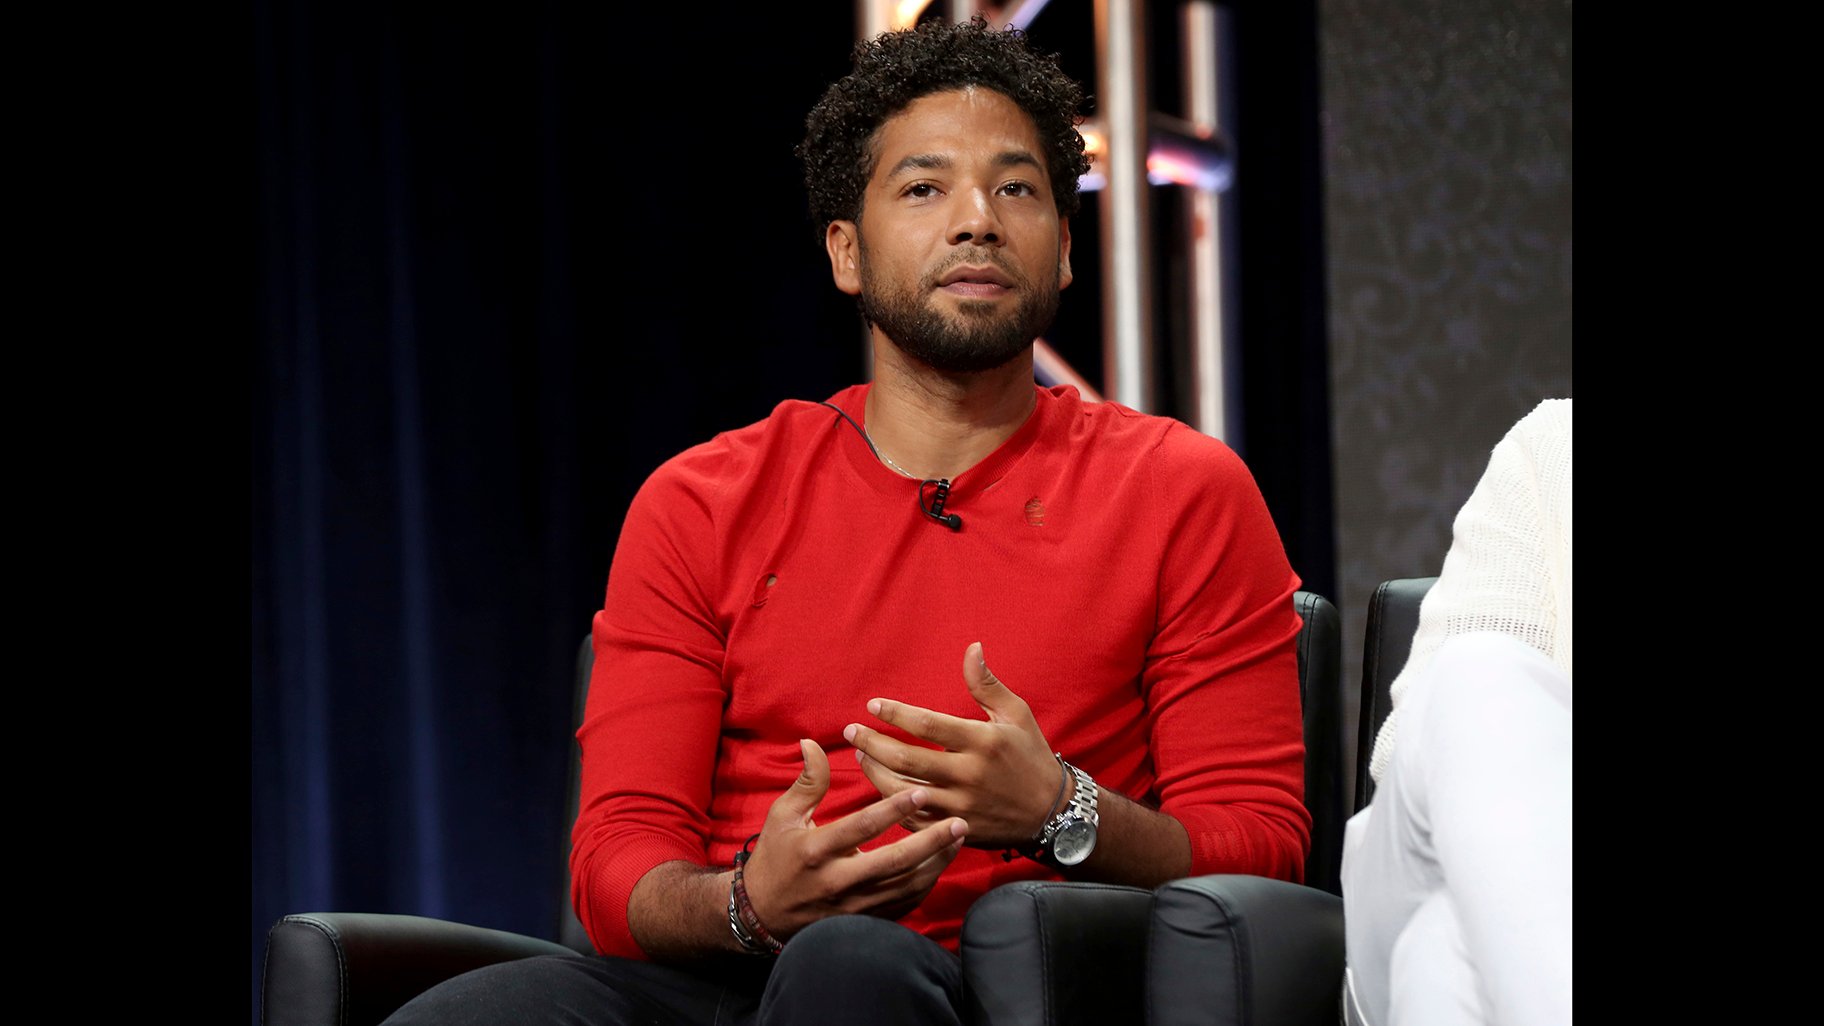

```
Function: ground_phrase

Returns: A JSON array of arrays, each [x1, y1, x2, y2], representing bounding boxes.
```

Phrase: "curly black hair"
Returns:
[[796, 16, 1091, 244]]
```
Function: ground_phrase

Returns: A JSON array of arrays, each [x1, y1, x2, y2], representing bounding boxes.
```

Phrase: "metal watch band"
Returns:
[[1037, 761, 1098, 858], [1044, 763, 1098, 838]]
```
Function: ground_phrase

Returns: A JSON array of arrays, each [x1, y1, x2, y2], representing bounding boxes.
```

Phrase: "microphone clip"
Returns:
[[920, 478, 963, 531]]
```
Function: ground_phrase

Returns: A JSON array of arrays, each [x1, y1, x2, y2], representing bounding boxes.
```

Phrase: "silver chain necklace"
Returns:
[[820, 400, 923, 479], [873, 445, 920, 480]]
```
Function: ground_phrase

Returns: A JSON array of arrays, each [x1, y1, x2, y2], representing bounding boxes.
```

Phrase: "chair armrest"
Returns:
[[960, 880, 1154, 1026], [1146, 875, 1344, 1026], [262, 912, 578, 1026]]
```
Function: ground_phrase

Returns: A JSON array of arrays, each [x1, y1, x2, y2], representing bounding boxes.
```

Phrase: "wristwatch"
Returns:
[[1038, 761, 1099, 866]]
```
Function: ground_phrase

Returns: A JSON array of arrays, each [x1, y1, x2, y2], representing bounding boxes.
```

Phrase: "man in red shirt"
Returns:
[[387, 17, 1307, 1025]]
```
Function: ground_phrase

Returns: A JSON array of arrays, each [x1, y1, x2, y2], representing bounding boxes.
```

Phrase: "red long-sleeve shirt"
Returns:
[[571, 384, 1309, 959]]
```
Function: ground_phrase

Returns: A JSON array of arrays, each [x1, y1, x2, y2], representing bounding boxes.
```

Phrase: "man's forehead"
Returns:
[[879, 147, 1045, 181], [867, 87, 1047, 180]]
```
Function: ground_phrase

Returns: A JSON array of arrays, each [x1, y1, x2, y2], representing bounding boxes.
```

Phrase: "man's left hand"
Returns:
[[844, 641, 1067, 850]]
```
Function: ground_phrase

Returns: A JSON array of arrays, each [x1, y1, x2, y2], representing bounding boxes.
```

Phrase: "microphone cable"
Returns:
[[821, 401, 963, 531]]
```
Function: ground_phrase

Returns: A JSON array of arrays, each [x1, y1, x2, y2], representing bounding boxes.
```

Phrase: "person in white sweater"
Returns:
[[1342, 398, 1572, 1026]]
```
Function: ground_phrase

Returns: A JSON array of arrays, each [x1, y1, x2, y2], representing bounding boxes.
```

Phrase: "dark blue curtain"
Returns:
[[252, 0, 592, 1007], [251, 4, 860, 1017], [251, 3, 1331, 1020]]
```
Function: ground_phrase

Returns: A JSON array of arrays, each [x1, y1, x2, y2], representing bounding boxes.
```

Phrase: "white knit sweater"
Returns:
[[1366, 398, 1573, 785]]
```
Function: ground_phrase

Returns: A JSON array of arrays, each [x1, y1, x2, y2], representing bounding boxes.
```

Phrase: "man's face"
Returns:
[[826, 87, 1073, 374]]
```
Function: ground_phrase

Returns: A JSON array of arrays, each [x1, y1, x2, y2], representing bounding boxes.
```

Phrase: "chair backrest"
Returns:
[[558, 636, 596, 954], [1354, 577, 1437, 812], [1293, 590, 1345, 897], [556, 590, 1348, 945]]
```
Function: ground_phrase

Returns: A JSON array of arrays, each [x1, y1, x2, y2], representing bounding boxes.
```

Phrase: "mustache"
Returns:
[[921, 254, 1029, 290]]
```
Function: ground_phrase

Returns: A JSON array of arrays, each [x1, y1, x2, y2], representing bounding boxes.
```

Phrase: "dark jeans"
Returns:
[[382, 915, 965, 1026]]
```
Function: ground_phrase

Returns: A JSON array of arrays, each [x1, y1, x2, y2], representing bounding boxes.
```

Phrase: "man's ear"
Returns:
[[1057, 217, 1073, 292], [826, 220, 861, 296]]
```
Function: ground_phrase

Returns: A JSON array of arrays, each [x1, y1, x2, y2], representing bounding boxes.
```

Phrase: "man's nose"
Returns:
[[947, 189, 1004, 246]]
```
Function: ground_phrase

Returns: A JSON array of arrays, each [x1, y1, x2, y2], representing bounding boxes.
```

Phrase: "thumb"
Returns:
[[773, 738, 830, 825], [963, 642, 1022, 717]]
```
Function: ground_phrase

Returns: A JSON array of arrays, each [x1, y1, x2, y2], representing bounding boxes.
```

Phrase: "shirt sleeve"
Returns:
[[569, 448, 734, 959], [1366, 398, 1572, 784], [1141, 425, 1311, 882]]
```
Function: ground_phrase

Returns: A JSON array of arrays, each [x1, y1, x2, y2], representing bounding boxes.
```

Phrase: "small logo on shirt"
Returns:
[[1024, 498, 1046, 527]]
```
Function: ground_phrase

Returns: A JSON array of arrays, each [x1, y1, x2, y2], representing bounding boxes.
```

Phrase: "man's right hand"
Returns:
[[741, 738, 968, 941]]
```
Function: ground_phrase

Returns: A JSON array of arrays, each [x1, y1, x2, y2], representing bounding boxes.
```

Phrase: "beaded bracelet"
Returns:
[[1002, 753, 1071, 863], [727, 832, 784, 956]]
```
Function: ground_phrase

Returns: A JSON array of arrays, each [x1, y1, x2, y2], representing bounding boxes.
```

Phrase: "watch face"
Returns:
[[1052, 818, 1096, 866]]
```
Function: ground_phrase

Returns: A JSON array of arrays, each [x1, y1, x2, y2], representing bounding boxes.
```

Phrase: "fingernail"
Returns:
[[843, 723, 858, 743], [950, 819, 967, 839], [908, 788, 928, 806], [866, 698, 882, 717], [854, 749, 865, 765]]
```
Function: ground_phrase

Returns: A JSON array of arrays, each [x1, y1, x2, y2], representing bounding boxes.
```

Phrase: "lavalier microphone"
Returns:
[[921, 478, 963, 531], [821, 400, 963, 532]]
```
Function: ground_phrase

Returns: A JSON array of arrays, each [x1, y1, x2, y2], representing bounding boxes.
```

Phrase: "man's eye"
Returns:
[[904, 183, 939, 198], [999, 181, 1038, 197]]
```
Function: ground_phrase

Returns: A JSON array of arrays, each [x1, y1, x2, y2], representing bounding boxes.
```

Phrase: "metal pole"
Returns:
[[1095, 0, 1155, 412], [857, 0, 892, 41], [1183, 0, 1238, 441]]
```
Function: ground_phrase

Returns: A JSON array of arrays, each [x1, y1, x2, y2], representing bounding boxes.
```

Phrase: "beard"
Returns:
[[857, 248, 1062, 374]]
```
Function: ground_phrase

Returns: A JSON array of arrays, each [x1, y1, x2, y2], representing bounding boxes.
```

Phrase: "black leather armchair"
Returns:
[[969, 591, 1345, 1026], [1354, 577, 1436, 810], [1128, 579, 1440, 1026], [262, 913, 579, 1026], [261, 591, 1342, 1026]]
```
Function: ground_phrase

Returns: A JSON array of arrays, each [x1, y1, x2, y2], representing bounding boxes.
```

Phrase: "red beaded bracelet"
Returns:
[[728, 832, 783, 956]]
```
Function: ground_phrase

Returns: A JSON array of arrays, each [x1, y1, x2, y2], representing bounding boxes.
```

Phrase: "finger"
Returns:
[[860, 835, 967, 920], [838, 817, 969, 891], [897, 808, 937, 833], [807, 786, 930, 859], [854, 751, 956, 832], [963, 641, 1030, 722], [853, 746, 922, 801], [845, 723, 948, 784], [867, 829, 967, 891], [767, 739, 830, 827], [862, 698, 985, 750], [847, 740, 945, 826]]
